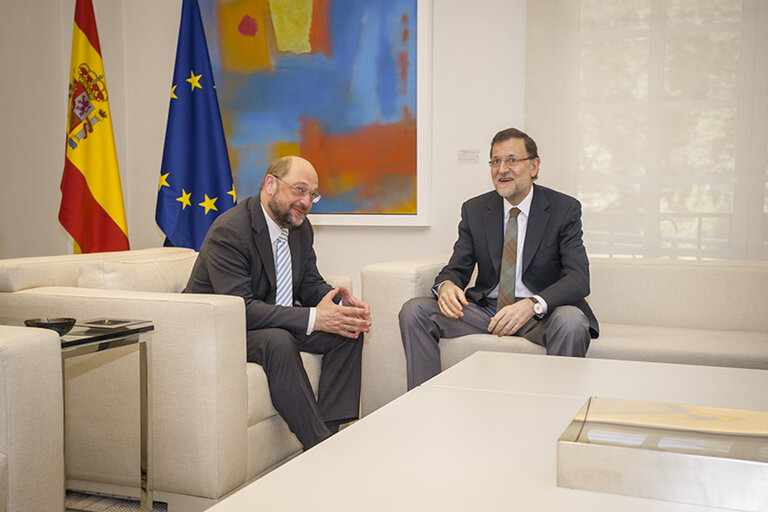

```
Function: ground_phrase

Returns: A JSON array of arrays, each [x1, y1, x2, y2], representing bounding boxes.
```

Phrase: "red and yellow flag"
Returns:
[[59, 0, 129, 253]]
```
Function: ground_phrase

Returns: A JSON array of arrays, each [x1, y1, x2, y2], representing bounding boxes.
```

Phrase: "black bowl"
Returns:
[[24, 317, 76, 336]]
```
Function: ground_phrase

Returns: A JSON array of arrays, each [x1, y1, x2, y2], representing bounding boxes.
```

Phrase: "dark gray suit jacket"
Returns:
[[435, 184, 599, 338], [184, 196, 333, 337]]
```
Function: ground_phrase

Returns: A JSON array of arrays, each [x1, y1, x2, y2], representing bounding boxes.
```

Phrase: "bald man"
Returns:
[[185, 156, 371, 449]]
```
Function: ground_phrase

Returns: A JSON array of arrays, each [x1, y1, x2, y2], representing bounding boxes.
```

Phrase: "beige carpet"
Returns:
[[66, 491, 167, 511]]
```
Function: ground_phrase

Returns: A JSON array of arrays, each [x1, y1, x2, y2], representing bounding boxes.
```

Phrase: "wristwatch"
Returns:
[[530, 296, 545, 318]]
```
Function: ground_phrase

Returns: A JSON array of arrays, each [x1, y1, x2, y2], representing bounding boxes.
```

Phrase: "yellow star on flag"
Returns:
[[186, 70, 202, 91], [199, 194, 218, 214], [170, 85, 177, 99], [228, 184, 237, 203], [158, 172, 170, 191], [176, 189, 191, 210]]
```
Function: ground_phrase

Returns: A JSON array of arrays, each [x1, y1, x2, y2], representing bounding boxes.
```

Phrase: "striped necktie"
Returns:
[[274, 228, 293, 307], [497, 207, 521, 311]]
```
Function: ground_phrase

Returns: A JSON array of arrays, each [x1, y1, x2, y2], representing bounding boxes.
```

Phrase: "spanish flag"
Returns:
[[59, 0, 129, 253]]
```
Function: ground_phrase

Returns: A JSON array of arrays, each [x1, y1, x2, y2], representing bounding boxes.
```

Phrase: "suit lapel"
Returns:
[[522, 185, 550, 273], [250, 199, 277, 290], [485, 194, 504, 278], [287, 226, 303, 289]]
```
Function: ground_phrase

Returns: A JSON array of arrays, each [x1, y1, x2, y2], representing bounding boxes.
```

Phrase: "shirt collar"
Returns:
[[504, 185, 534, 218], [261, 203, 285, 244]]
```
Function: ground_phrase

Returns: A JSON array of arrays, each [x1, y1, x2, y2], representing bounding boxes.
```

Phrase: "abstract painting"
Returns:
[[198, 0, 429, 225]]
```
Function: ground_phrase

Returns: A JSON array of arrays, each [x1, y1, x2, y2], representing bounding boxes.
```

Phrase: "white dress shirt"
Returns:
[[262, 204, 316, 334]]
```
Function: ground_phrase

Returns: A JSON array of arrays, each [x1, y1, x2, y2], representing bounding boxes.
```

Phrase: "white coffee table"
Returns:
[[425, 351, 768, 410], [208, 352, 768, 511]]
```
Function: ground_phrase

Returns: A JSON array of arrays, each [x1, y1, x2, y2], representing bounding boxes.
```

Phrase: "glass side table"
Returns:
[[2, 318, 155, 511], [61, 320, 154, 512]]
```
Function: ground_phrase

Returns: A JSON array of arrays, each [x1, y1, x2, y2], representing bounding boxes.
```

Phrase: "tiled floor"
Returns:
[[66, 491, 167, 512]]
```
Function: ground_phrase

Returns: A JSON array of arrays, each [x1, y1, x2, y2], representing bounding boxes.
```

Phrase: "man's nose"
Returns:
[[298, 193, 312, 209]]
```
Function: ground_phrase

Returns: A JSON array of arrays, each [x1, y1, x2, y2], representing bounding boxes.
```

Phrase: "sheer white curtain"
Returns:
[[526, 0, 768, 259]]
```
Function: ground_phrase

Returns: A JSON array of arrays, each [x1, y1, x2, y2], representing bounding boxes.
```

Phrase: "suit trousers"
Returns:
[[246, 328, 363, 449], [399, 296, 590, 390]]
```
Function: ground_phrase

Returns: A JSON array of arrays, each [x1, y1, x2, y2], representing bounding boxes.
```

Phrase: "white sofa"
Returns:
[[0, 325, 64, 512], [360, 255, 768, 415], [0, 247, 352, 511]]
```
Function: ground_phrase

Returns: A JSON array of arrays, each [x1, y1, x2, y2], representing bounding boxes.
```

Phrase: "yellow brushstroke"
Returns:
[[268, 0, 313, 54], [271, 140, 301, 160]]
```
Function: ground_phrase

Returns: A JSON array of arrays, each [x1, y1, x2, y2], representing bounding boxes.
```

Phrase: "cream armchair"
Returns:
[[0, 248, 353, 511], [0, 325, 64, 512]]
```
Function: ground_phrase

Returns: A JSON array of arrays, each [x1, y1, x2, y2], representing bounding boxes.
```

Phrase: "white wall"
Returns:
[[0, 0, 527, 292], [0, 0, 73, 257]]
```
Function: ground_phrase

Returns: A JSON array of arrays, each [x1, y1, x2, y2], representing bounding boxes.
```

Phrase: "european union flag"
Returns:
[[156, 0, 235, 250]]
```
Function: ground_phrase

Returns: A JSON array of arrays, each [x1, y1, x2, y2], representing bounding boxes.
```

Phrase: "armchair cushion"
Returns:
[[0, 248, 196, 293], [77, 251, 198, 293]]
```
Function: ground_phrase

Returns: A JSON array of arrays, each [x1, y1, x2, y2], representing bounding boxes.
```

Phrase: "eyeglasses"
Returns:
[[272, 175, 321, 204], [489, 156, 536, 169]]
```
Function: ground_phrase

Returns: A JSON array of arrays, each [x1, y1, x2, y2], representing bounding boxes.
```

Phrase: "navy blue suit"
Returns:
[[400, 184, 598, 388]]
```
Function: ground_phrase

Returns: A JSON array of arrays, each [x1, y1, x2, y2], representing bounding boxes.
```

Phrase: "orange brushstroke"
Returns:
[[309, 0, 332, 56], [300, 109, 417, 213]]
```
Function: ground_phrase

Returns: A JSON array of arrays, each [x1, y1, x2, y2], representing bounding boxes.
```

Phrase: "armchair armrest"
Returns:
[[0, 326, 64, 512], [360, 255, 448, 415], [324, 274, 353, 293]]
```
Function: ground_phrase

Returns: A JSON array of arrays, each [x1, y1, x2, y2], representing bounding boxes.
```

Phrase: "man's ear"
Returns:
[[265, 174, 276, 195], [530, 158, 541, 179]]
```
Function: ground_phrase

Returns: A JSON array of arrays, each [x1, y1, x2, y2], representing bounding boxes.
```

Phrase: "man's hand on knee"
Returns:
[[437, 281, 469, 319], [488, 299, 535, 336], [315, 287, 371, 338]]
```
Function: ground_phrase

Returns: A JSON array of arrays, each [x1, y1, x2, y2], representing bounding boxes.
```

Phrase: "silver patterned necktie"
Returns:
[[274, 228, 293, 307], [497, 207, 521, 311]]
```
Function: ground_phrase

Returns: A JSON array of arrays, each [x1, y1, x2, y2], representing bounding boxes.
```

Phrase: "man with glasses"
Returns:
[[185, 156, 371, 449], [399, 128, 599, 390]]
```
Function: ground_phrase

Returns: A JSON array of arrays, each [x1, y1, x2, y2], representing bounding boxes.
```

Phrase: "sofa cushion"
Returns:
[[441, 334, 545, 370], [0, 248, 197, 293], [440, 324, 768, 373], [77, 249, 198, 293], [0, 251, 119, 292], [589, 258, 768, 332], [589, 323, 768, 370]]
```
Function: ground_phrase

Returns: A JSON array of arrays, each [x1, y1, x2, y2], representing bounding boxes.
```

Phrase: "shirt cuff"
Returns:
[[533, 294, 548, 315], [432, 280, 450, 298], [306, 307, 316, 336]]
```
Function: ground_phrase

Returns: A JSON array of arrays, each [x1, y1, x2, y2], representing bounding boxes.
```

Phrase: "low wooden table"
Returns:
[[207, 352, 768, 511]]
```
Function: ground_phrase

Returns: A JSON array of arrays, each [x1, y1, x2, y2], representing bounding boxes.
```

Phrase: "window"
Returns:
[[526, 0, 768, 259]]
